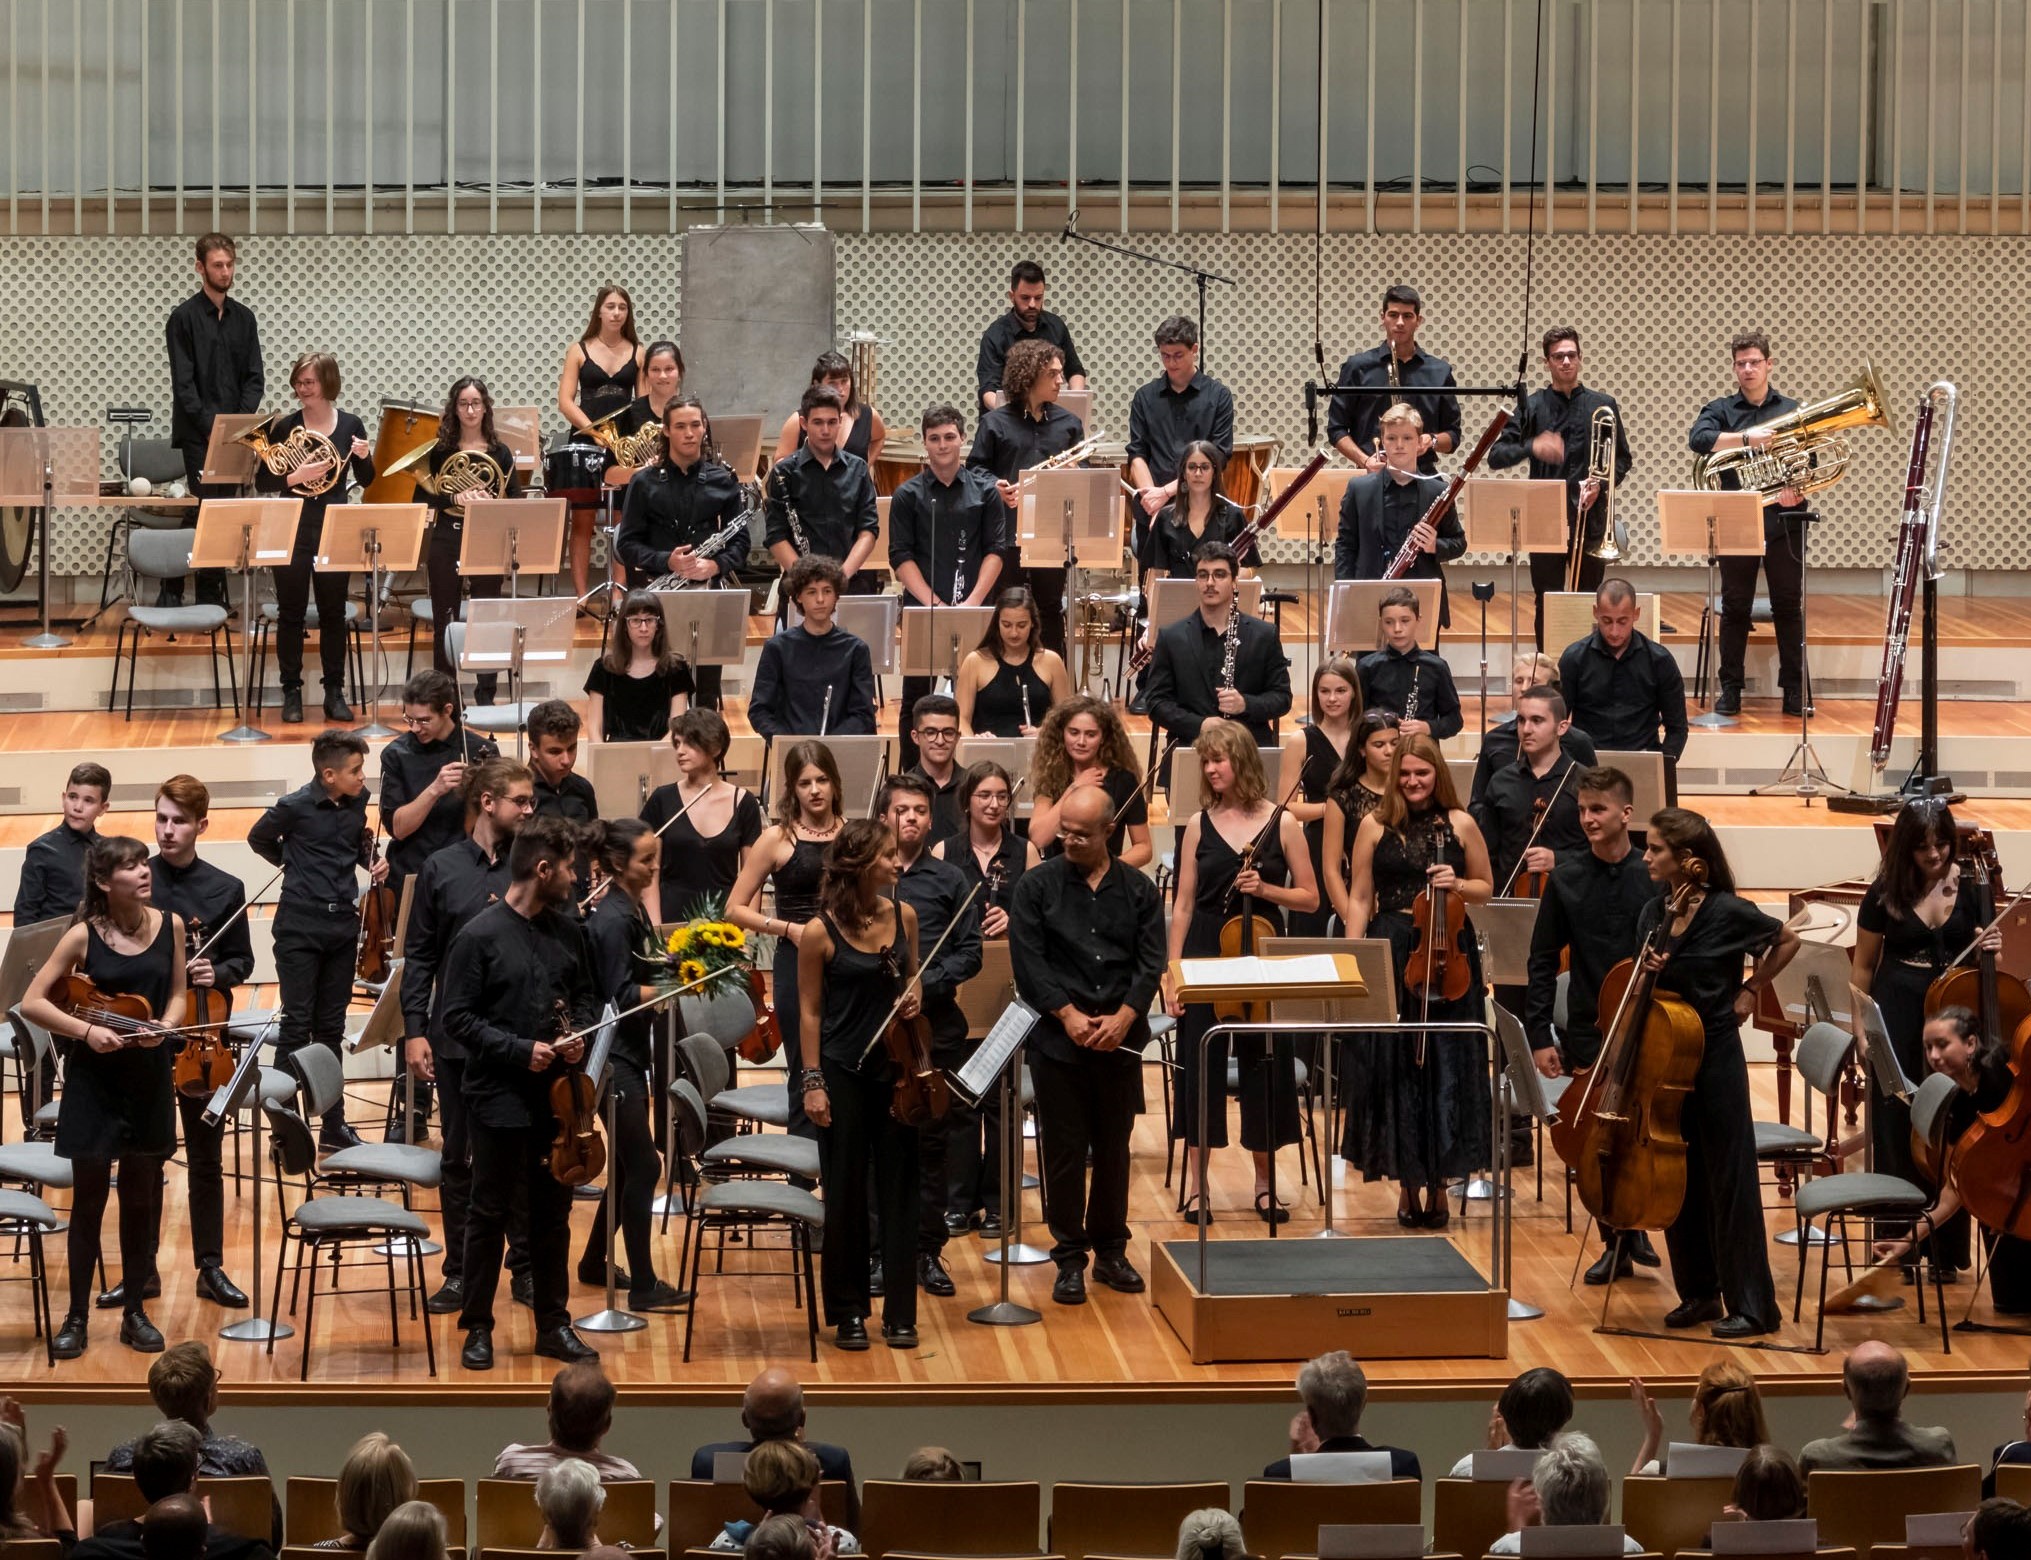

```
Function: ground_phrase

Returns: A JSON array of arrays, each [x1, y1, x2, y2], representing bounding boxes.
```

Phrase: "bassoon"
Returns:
[[1868, 382, 1957, 772], [1380, 408, 1512, 580]]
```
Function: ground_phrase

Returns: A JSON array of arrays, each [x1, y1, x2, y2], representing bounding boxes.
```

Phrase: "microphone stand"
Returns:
[[1060, 212, 1237, 370]]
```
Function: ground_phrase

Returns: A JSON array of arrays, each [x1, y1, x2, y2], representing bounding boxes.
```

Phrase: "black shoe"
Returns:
[[882, 1321, 920, 1349], [1584, 1247, 1636, 1286], [425, 1279, 464, 1315], [977, 1212, 1004, 1239], [280, 686, 305, 725], [1628, 1232, 1661, 1268], [511, 1271, 534, 1309], [1052, 1265, 1088, 1305], [1179, 1195, 1213, 1229], [577, 1261, 631, 1290], [319, 1122, 366, 1152], [1664, 1296, 1726, 1329], [1711, 1314, 1778, 1339], [1714, 686, 1743, 717], [324, 689, 354, 722], [120, 1311, 165, 1353], [52, 1314, 87, 1360], [461, 1326, 494, 1370], [834, 1317, 870, 1351], [1255, 1192, 1291, 1227], [868, 1256, 884, 1297], [534, 1326, 597, 1363], [195, 1265, 248, 1308], [628, 1281, 693, 1313], [95, 1275, 163, 1310], [918, 1254, 956, 1297], [1422, 1202, 1451, 1230], [942, 1212, 974, 1238], [1783, 691, 1804, 718], [1093, 1254, 1146, 1293]]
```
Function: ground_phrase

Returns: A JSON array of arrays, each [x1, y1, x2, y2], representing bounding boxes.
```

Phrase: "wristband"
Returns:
[[799, 1069, 827, 1094]]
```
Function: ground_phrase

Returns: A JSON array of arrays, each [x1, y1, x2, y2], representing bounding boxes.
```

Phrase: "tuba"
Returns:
[[415, 448, 508, 516], [1689, 360, 1895, 504], [239, 416, 345, 497]]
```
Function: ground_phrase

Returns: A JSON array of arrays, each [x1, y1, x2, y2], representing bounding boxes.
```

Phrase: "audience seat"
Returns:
[[1677, 1549, 1857, 1560], [858, 1479, 1044, 1560], [1998, 1464, 2031, 1503], [474, 1478, 658, 1552], [1047, 1481, 1230, 1560], [664, 1481, 853, 1554], [1805, 1466, 1982, 1559], [1620, 1474, 1735, 1558], [284, 1476, 468, 1549], [0, 1540, 65, 1560], [480, 1549, 664, 1560], [1432, 1478, 1514, 1560], [93, 1473, 274, 1541], [21, 1473, 76, 1536], [1237, 1479, 1420, 1560]]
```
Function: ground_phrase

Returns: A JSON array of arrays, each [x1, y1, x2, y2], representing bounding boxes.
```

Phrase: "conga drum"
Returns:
[[362, 401, 439, 503], [1221, 434, 1281, 516], [873, 436, 926, 497]]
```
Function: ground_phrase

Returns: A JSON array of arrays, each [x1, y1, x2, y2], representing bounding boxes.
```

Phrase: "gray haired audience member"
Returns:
[[1450, 1368, 1577, 1476], [1263, 1351, 1420, 1480], [534, 1460, 605, 1552], [743, 1514, 816, 1560], [1174, 1508, 1245, 1560], [1799, 1341, 1956, 1473], [362, 1503, 449, 1560], [1491, 1432, 1642, 1554]]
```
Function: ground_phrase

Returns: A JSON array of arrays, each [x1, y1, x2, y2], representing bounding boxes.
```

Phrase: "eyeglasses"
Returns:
[[1547, 350, 1580, 362], [400, 712, 437, 728], [917, 728, 959, 743]]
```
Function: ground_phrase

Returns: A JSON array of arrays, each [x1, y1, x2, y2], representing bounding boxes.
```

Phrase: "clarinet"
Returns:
[[1220, 607, 1241, 691], [953, 516, 967, 607], [775, 467, 810, 556], [1404, 663, 1422, 726], [1020, 677, 1033, 730], [819, 686, 833, 737]]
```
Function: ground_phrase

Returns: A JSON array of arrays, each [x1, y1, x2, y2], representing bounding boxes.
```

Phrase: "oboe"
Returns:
[[953, 517, 967, 607], [1219, 607, 1241, 690], [1404, 663, 1422, 726]]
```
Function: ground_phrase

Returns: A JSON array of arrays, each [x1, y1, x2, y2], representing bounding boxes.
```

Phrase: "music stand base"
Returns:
[[983, 1242, 1051, 1266], [1508, 1297, 1545, 1320], [574, 1307, 648, 1333], [373, 1236, 442, 1258], [967, 1299, 1042, 1326], [1452, 1177, 1504, 1202], [1777, 1223, 1832, 1247], [218, 724, 274, 744], [354, 720, 398, 739], [1842, 1293, 1905, 1314], [22, 631, 69, 650], [220, 1316, 293, 1343], [1688, 711, 1738, 729], [1310, 1225, 1352, 1239]]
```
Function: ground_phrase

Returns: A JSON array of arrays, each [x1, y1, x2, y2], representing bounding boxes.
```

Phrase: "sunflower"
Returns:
[[698, 926, 725, 948], [666, 927, 693, 956], [678, 958, 709, 986], [718, 924, 747, 950]]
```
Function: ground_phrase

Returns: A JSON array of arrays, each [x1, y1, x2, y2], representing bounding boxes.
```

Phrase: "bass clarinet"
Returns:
[[1868, 381, 1957, 771]]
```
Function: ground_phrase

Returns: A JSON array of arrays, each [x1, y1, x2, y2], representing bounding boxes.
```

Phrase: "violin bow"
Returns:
[[548, 959, 750, 1052], [186, 864, 286, 965], [1497, 758, 1579, 898], [1221, 773, 1306, 914], [1105, 736, 1181, 832], [854, 876, 986, 1067], [1947, 883, 2031, 970]]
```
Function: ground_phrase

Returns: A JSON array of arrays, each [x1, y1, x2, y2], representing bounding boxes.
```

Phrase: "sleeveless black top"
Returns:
[[644, 785, 764, 923], [1298, 724, 1344, 862], [815, 910, 899, 1071], [576, 348, 639, 422], [773, 833, 832, 929], [947, 830, 1028, 923], [57, 913, 179, 1159], [1183, 809, 1291, 955], [972, 654, 1054, 737]]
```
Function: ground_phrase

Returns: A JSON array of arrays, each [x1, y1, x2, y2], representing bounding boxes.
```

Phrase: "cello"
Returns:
[[1558, 862, 1709, 1234]]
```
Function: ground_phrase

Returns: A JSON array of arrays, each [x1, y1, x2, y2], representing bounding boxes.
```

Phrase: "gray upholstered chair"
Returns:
[[110, 527, 238, 719]]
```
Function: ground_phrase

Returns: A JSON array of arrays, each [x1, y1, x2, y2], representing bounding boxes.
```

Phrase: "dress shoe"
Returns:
[[917, 1254, 956, 1296], [834, 1317, 870, 1351], [511, 1271, 534, 1309], [1584, 1246, 1636, 1286], [319, 1121, 366, 1152], [978, 1211, 1004, 1239], [120, 1311, 165, 1353], [881, 1321, 919, 1349], [1714, 686, 1743, 717], [1663, 1296, 1726, 1329], [942, 1212, 974, 1238], [1782, 691, 1804, 718], [280, 686, 305, 725], [1711, 1314, 1778, 1340], [324, 689, 354, 722], [1093, 1254, 1145, 1293], [868, 1256, 884, 1297], [461, 1327, 494, 1370], [196, 1265, 249, 1308], [95, 1275, 163, 1310], [1627, 1231, 1661, 1267], [425, 1278, 465, 1315], [52, 1314, 87, 1360], [577, 1260, 631, 1290], [628, 1280, 693, 1313], [1052, 1265, 1088, 1305], [1255, 1192, 1291, 1226], [534, 1326, 597, 1363]]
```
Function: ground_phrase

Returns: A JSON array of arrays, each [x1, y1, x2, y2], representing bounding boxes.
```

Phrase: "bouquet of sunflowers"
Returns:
[[662, 915, 751, 992]]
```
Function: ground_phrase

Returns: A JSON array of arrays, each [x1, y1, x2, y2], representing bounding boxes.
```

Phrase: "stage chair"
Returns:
[[1047, 1481, 1229, 1560], [1866, 1547, 1970, 1560], [110, 527, 239, 721], [1806, 1465, 1982, 1558], [1236, 1480, 1420, 1560], [0, 1187, 61, 1366], [1675, 1550, 1857, 1560], [285, 1477, 467, 1550], [405, 594, 436, 680], [286, 1045, 443, 1214], [858, 1479, 1043, 1560], [442, 620, 544, 738], [1432, 1478, 1514, 1560], [475, 1479, 658, 1551], [3, 1008, 65, 1143], [664, 1481, 853, 1554], [677, 1032, 792, 1134], [1620, 1475, 1734, 1558], [94, 1473, 274, 1541], [0, 1541, 64, 1560]]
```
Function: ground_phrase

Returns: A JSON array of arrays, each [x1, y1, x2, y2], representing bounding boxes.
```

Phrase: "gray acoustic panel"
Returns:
[[680, 225, 837, 450]]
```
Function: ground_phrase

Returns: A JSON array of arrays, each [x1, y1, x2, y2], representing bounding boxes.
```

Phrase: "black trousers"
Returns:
[[272, 546, 352, 691], [1029, 1046, 1139, 1269], [941, 1039, 1003, 1223], [818, 1060, 919, 1330], [432, 1053, 529, 1285], [581, 1066, 663, 1286], [176, 1093, 227, 1271], [1527, 522, 1607, 651], [897, 675, 933, 772], [175, 448, 234, 607], [1020, 566, 1068, 657], [916, 1088, 952, 1260], [459, 1118, 573, 1333], [69, 1152, 165, 1317], [426, 518, 501, 702], [1661, 1029, 1781, 1327], [1718, 518, 1805, 695], [272, 901, 359, 1135]]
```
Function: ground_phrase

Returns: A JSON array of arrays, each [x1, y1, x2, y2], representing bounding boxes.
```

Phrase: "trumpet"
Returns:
[[1025, 433, 1105, 478], [1570, 404, 1622, 590], [238, 414, 346, 497], [1690, 361, 1895, 504]]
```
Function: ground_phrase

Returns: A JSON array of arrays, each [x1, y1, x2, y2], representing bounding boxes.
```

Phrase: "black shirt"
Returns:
[[614, 456, 750, 584], [150, 854, 255, 995], [400, 834, 512, 1057], [585, 889, 658, 1073], [1688, 386, 1810, 540], [1636, 888, 1782, 1042], [1355, 645, 1463, 740], [887, 466, 1006, 603], [420, 439, 522, 522], [1125, 372, 1236, 486], [976, 308, 1087, 407], [761, 447, 879, 562], [532, 770, 601, 826], [1487, 384, 1635, 520], [166, 290, 264, 452], [441, 899, 602, 1130], [1146, 610, 1292, 747], [967, 402, 1086, 492], [894, 851, 983, 1053], [904, 766, 964, 845], [1525, 844, 1658, 1065], [1468, 718, 1598, 807], [1557, 628, 1688, 760], [1325, 343, 1462, 474], [1008, 855, 1165, 1065], [249, 408, 376, 552], [379, 728, 500, 881], [1472, 752, 1588, 898], [14, 822, 96, 925], [640, 784, 766, 923], [1139, 497, 1255, 580], [75, 1518, 272, 1560], [747, 625, 878, 738], [1336, 468, 1466, 626], [584, 659, 695, 743], [248, 782, 372, 909]]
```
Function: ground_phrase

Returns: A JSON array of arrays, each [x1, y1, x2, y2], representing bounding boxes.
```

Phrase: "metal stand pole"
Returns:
[[576, 1079, 647, 1333], [23, 459, 68, 649], [1753, 510, 1846, 803], [969, 1046, 1043, 1324], [1310, 1030, 1345, 1239], [1498, 1040, 1542, 1321], [220, 528, 272, 743], [375, 1065, 441, 1257], [355, 531, 396, 738], [223, 1035, 292, 1343], [1688, 519, 1737, 729]]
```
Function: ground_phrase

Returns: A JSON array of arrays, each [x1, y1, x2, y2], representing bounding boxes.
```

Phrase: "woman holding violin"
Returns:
[[796, 819, 925, 1352], [22, 836, 188, 1359], [1340, 731, 1493, 1229], [1635, 808, 1796, 1339], [1282, 657, 1361, 936], [1162, 720, 1318, 1226], [1320, 709, 1401, 931]]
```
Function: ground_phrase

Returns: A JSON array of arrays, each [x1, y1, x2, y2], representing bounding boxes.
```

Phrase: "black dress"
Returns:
[[422, 439, 522, 695], [1039, 767, 1148, 863], [1175, 812, 1301, 1152], [584, 658, 697, 743], [641, 785, 764, 923], [576, 349, 639, 422], [1292, 724, 1345, 936], [1341, 807, 1492, 1188], [971, 654, 1054, 737], [58, 915, 179, 1161], [1138, 496, 1257, 580], [771, 833, 832, 1137], [946, 830, 1029, 921]]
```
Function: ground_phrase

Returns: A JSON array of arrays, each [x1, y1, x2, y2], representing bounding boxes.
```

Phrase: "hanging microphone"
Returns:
[[1061, 208, 1078, 243]]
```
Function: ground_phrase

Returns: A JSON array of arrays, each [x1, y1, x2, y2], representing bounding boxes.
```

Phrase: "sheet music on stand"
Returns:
[[952, 998, 1041, 1105], [1849, 984, 1917, 1101], [586, 1002, 620, 1105]]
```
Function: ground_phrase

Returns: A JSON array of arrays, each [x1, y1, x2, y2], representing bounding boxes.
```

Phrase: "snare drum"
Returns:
[[1221, 434, 1281, 515], [362, 400, 439, 504], [544, 439, 611, 507]]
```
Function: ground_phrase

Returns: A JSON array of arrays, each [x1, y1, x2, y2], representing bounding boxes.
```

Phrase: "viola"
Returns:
[[1511, 798, 1552, 899], [356, 825, 398, 986], [1213, 782, 1302, 1027], [876, 907, 950, 1128], [174, 916, 235, 1100], [545, 999, 609, 1188]]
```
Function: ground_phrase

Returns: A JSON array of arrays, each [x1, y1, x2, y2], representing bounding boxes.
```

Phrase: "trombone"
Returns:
[[1568, 405, 1623, 591]]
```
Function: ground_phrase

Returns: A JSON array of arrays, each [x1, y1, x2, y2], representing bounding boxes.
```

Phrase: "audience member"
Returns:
[[898, 1449, 963, 1482], [1800, 1342, 1956, 1473], [708, 1442, 858, 1556], [139, 1496, 210, 1560], [743, 1515, 814, 1560], [1723, 1447, 1806, 1524], [534, 1461, 605, 1552], [1630, 1361, 1770, 1474], [362, 1503, 448, 1560], [690, 1369, 858, 1526], [496, 1365, 642, 1481], [1968, 1499, 2031, 1560], [0, 1400, 72, 1543], [103, 1345, 271, 1478], [1986, 1384, 2031, 1497], [1174, 1509, 1245, 1560], [319, 1434, 416, 1551], [1451, 1368, 1576, 1476], [1263, 1352, 1420, 1480], [72, 1423, 274, 1560], [1491, 1433, 1641, 1554]]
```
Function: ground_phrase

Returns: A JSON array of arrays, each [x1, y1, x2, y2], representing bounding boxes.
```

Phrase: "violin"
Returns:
[[1511, 799, 1552, 899], [53, 973, 176, 1047], [874, 893, 951, 1127], [356, 824, 398, 986], [1214, 777, 1302, 1027], [545, 998, 609, 1188], [1555, 861, 1709, 1234], [737, 965, 784, 1065], [173, 916, 235, 1100], [1403, 815, 1471, 1062]]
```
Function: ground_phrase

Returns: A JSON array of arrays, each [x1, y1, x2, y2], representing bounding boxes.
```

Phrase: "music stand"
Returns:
[[902, 605, 995, 690], [1461, 479, 1566, 674], [794, 733, 888, 820], [0, 425, 98, 648], [1488, 1001, 1552, 1319], [189, 498, 302, 743], [318, 502, 428, 738], [206, 1011, 292, 1343], [1055, 388, 1095, 429], [1659, 490, 1764, 728], [574, 1002, 647, 1334], [712, 415, 767, 485], [655, 589, 750, 689], [458, 496, 568, 600], [1323, 579, 1442, 653], [1454, 902, 1542, 1208], [833, 594, 901, 677], [1146, 577, 1264, 634], [196, 415, 263, 487], [493, 406, 545, 484], [1539, 591, 1660, 661], [1020, 466, 1123, 642], [465, 596, 578, 759], [1593, 750, 1669, 822], [585, 740, 683, 820]]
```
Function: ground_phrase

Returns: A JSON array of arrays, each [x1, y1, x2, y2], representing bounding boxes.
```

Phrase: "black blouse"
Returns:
[[640, 784, 765, 923], [1858, 876, 1983, 977], [1637, 888, 1782, 1040], [250, 408, 376, 551], [584, 658, 696, 743], [1138, 496, 1256, 579], [1039, 766, 1148, 863]]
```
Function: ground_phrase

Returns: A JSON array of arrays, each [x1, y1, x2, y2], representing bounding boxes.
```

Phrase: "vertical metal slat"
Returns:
[[2021, 0, 2030, 234], [1119, 0, 1130, 233], [1629, 0, 1641, 233], [8, 0, 18, 234], [364, 0, 375, 234], [1457, 0, 1467, 234], [1989, 0, 2001, 231], [1411, 0, 1424, 235], [1221, 0, 1232, 234], [1925, 0, 1937, 236], [1268, 0, 1280, 234], [141, 0, 150, 234], [1668, 0, 1680, 237], [809, 0, 821, 227], [177, 0, 186, 233], [404, 0, 414, 233], [1014, 0, 1026, 229], [1891, 0, 1903, 234], [445, 0, 457, 233], [1365, 0, 1376, 234], [1821, 0, 1833, 234], [669, 0, 679, 233], [1545, 0, 1556, 236], [1068, 0, 1078, 229], [913, 0, 923, 233], [574, 0, 586, 231], [490, 0, 501, 233], [1170, 0, 1181, 233], [324, 0, 333, 233], [715, 0, 725, 226], [1957, 0, 1970, 234], [623, 0, 634, 233], [965, 0, 975, 233], [862, 0, 872, 232], [1706, 0, 1718, 235], [73, 1, 83, 233], [1584, 0, 1597, 233], [1783, 0, 1796, 234], [764, 0, 774, 223], [113, 0, 123, 234], [1747, 0, 1760, 236], [1502, 0, 1512, 235]]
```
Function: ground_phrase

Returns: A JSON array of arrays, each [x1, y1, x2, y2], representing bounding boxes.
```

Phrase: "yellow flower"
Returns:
[[665, 927, 689, 955], [699, 926, 724, 948], [719, 925, 747, 950], [678, 959, 708, 986]]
